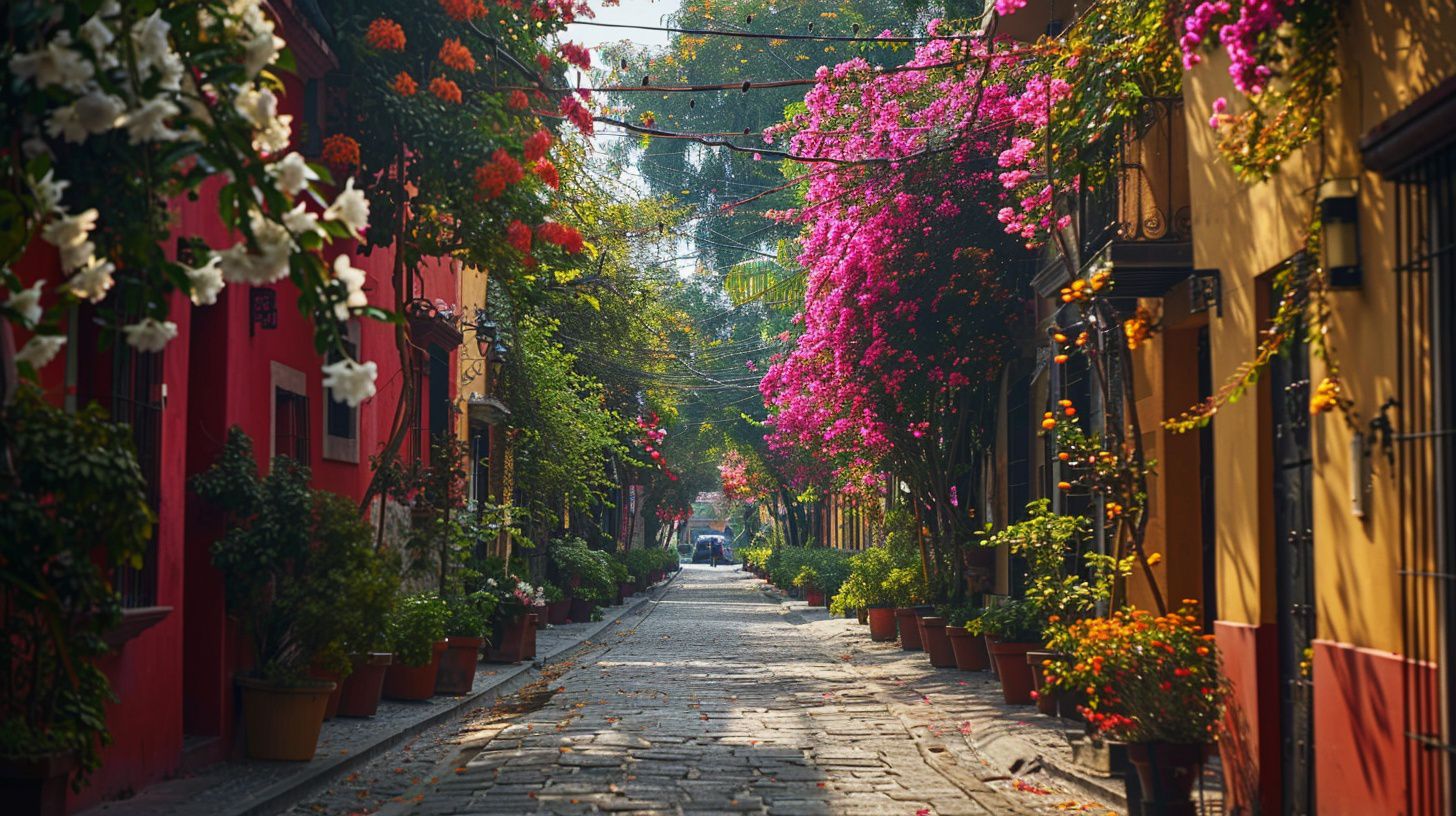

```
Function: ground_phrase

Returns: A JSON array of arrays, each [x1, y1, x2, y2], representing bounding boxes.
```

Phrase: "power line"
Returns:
[[572, 19, 980, 45]]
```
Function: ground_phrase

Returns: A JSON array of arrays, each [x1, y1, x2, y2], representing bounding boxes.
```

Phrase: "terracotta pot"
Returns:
[[920, 617, 956, 668], [805, 588, 825, 607], [0, 753, 75, 816], [1126, 742, 1207, 816], [486, 614, 529, 663], [568, 596, 593, 622], [856, 608, 869, 625], [946, 626, 989, 671], [531, 604, 548, 628], [618, 581, 636, 600], [986, 638, 1038, 704], [434, 636, 484, 696], [383, 640, 447, 701], [523, 613, 539, 660], [1027, 650, 1063, 715], [867, 607, 898, 641], [337, 653, 393, 717], [895, 608, 923, 650], [308, 667, 343, 720], [237, 676, 335, 761], [547, 599, 571, 625], [984, 635, 1000, 679]]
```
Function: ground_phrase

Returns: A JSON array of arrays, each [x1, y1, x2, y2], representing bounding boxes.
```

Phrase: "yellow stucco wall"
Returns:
[[1184, 1, 1456, 653]]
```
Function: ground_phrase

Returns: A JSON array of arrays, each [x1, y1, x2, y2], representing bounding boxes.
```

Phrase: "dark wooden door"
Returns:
[[1272, 324, 1315, 816]]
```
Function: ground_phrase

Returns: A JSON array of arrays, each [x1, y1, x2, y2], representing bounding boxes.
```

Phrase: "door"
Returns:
[[1272, 321, 1315, 816]]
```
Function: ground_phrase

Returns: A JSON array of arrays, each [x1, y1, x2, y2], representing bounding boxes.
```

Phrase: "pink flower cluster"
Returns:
[[1180, 0, 1293, 96]]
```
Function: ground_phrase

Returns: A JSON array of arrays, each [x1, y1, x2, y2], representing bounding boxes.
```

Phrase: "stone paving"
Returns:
[[343, 565, 1118, 816]]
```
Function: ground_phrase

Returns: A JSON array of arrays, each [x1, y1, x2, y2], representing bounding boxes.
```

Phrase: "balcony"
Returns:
[[1077, 97, 1193, 297]]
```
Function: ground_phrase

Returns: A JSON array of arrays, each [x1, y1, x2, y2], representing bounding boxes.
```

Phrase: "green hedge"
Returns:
[[765, 546, 853, 600]]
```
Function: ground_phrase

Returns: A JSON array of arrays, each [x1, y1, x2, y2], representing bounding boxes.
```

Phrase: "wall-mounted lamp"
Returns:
[[1319, 178, 1361, 289]]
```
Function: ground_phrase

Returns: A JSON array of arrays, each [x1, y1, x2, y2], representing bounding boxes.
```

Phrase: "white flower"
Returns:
[[131, 11, 173, 79], [282, 203, 321, 237], [331, 254, 368, 320], [42, 208, 97, 251], [15, 334, 66, 369], [30, 170, 69, 214], [267, 152, 319, 196], [322, 358, 378, 407], [67, 255, 116, 303], [324, 178, 370, 238], [122, 317, 177, 353], [233, 86, 278, 129], [9, 33, 94, 92], [78, 13, 119, 69], [243, 28, 286, 78], [253, 113, 292, 154], [47, 90, 126, 143], [120, 96, 182, 143], [156, 51, 184, 92], [59, 241, 96, 274], [6, 280, 45, 326], [185, 256, 224, 305]]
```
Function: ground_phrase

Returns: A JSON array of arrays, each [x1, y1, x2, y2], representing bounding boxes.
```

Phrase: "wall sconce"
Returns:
[[249, 287, 277, 336], [1319, 179, 1361, 289], [471, 310, 498, 359]]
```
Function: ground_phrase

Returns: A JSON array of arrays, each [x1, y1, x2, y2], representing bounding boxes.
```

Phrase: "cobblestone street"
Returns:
[[291, 566, 1122, 816]]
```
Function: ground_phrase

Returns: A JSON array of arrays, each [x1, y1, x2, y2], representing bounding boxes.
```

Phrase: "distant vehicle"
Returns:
[[692, 534, 729, 564]]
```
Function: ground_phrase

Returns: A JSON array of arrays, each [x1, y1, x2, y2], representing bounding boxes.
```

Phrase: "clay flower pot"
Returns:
[[547, 599, 570, 625], [805, 588, 825, 607], [486, 614, 530, 663], [920, 617, 957, 668], [337, 653, 393, 718], [568, 596, 593, 623], [1027, 650, 1059, 716], [945, 626, 989, 671], [237, 676, 335, 761], [383, 640, 447, 701], [618, 580, 636, 600], [867, 606, 898, 641], [1126, 742, 1208, 816], [0, 752, 76, 816], [986, 638, 1037, 704], [434, 636, 484, 696], [895, 608, 923, 650]]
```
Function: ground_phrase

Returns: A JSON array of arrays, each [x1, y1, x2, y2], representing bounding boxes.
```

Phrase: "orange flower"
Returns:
[[365, 18, 406, 52], [430, 77, 463, 104], [392, 71, 418, 96], [440, 0, 486, 21], [1146, 552, 1164, 566], [1057, 481, 1071, 491], [321, 134, 360, 167], [439, 38, 477, 72], [1053, 354, 1069, 364]]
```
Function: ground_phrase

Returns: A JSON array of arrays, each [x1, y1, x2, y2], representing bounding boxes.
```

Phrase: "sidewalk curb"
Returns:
[[85, 575, 681, 816]]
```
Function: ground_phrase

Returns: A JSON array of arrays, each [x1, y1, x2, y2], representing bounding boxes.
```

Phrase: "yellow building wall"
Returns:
[[455, 264, 491, 441], [1184, 1, 1456, 652]]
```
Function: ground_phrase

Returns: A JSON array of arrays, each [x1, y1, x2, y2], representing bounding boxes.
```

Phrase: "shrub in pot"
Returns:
[[542, 582, 570, 625], [884, 565, 928, 651], [832, 546, 899, 641], [194, 429, 386, 760], [1043, 603, 1226, 815], [435, 591, 497, 695], [550, 536, 613, 620], [793, 566, 824, 607], [979, 600, 1043, 705], [0, 388, 153, 807], [382, 594, 449, 701], [485, 575, 543, 663]]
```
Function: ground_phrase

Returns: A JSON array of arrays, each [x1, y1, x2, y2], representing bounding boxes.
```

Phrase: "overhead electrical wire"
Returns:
[[570, 19, 980, 45]]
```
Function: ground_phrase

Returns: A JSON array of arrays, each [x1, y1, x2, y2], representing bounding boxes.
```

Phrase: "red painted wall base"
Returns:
[[1215, 620, 1281, 816]]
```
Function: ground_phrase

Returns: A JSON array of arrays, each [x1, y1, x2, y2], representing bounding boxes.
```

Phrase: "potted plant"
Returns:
[[382, 593, 449, 701], [979, 600, 1043, 704], [610, 558, 632, 604], [1043, 604, 1226, 815], [919, 614, 957, 669], [542, 582, 570, 625], [485, 576, 542, 663], [435, 591, 496, 695], [550, 536, 613, 622], [884, 565, 928, 651], [943, 605, 989, 671], [793, 566, 824, 607], [194, 430, 378, 761], [1, 388, 153, 811]]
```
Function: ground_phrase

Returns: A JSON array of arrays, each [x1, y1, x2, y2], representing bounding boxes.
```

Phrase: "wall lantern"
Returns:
[[249, 287, 277, 335], [1319, 178, 1361, 289], [471, 310, 498, 359]]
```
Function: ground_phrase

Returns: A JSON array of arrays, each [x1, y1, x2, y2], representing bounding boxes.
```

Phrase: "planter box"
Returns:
[[237, 676, 334, 761], [546, 599, 570, 625], [434, 636, 484, 696], [337, 653, 393, 718], [522, 613, 538, 660], [383, 641, 447, 701], [568, 596, 593, 623], [486, 614, 529, 663]]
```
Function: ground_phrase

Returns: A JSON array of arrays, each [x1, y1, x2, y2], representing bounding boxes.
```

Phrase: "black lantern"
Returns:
[[1319, 179, 1361, 289], [472, 310, 498, 359]]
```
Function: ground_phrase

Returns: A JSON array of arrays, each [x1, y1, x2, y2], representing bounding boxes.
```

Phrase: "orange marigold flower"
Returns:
[[439, 38, 477, 73], [365, 18, 406, 51], [507, 89, 530, 111], [430, 76, 463, 104], [321, 134, 361, 167], [392, 71, 418, 96], [440, 0, 486, 21]]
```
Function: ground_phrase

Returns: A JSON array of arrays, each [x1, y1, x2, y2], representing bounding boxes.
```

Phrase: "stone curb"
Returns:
[[81, 574, 681, 816]]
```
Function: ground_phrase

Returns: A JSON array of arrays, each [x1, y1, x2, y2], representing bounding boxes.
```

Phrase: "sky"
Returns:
[[565, 0, 677, 64]]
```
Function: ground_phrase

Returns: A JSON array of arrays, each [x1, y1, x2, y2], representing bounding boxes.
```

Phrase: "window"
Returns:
[[429, 345, 451, 439], [323, 322, 360, 462], [270, 362, 309, 466]]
